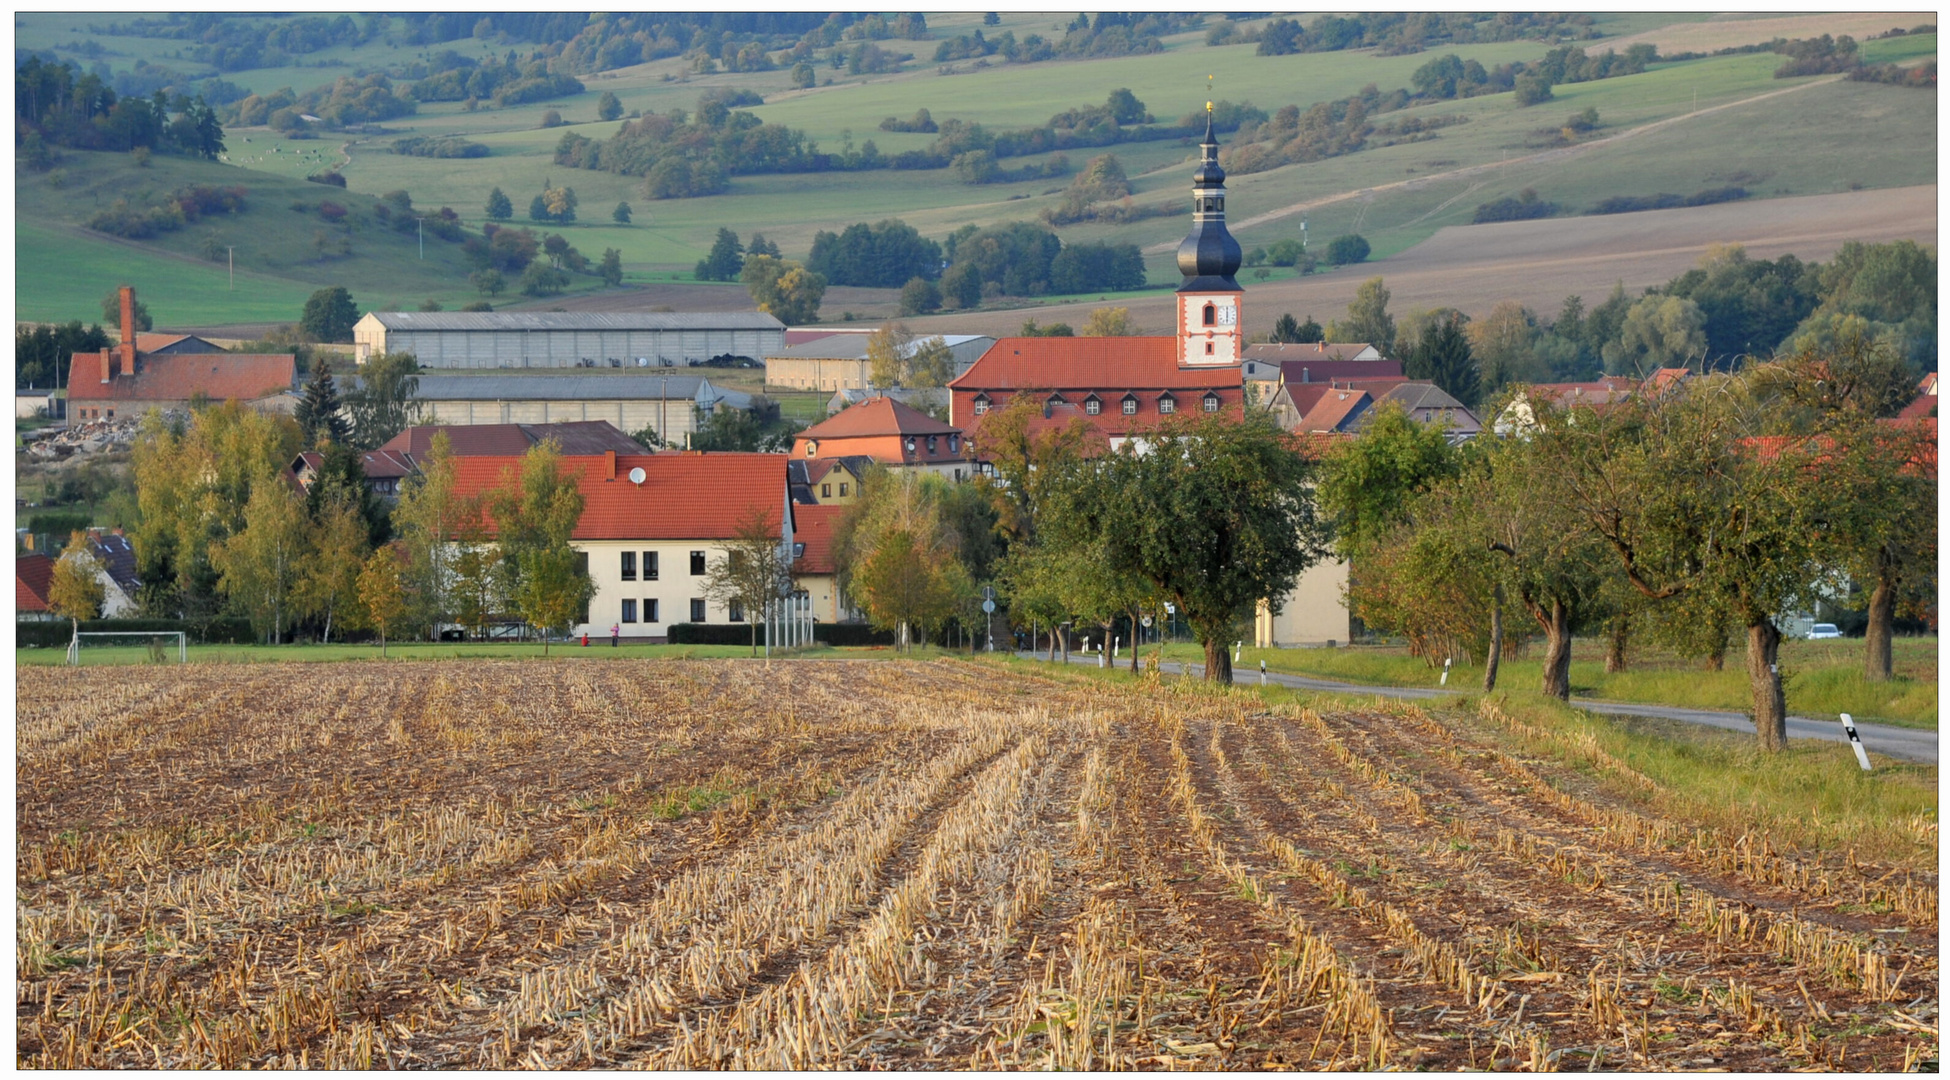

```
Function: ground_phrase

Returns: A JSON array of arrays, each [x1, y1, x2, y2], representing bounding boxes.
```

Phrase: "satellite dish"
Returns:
[[628, 467, 646, 486]]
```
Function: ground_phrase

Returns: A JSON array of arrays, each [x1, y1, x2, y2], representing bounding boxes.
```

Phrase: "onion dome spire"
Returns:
[[1176, 97, 1242, 291]]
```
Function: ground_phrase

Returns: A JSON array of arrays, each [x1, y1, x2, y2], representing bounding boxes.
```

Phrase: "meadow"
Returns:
[[1161, 637, 1941, 729], [15, 657, 1935, 1068]]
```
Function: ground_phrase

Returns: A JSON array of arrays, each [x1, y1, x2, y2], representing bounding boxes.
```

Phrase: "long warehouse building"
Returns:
[[352, 311, 786, 369]]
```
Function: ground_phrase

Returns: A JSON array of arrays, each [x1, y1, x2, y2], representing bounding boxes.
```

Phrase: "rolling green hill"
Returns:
[[15, 13, 1936, 329]]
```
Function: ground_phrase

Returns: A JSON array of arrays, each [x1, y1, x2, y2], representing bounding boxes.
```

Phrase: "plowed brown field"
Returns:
[[16, 660, 1938, 1069]]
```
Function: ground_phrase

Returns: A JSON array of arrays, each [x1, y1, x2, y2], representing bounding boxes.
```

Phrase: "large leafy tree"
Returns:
[[1087, 411, 1329, 683], [1543, 381, 1826, 751], [488, 439, 592, 647], [836, 468, 973, 649], [1328, 276, 1395, 356], [212, 480, 310, 643], [300, 286, 360, 343], [357, 545, 410, 657], [390, 431, 466, 638], [741, 254, 827, 324], [296, 499, 369, 644]]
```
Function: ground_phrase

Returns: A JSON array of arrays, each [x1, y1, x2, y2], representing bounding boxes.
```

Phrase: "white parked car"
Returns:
[[1805, 623, 1842, 640]]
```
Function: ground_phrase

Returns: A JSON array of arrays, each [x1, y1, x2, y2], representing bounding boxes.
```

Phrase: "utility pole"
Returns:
[[227, 246, 234, 291], [416, 217, 425, 259]]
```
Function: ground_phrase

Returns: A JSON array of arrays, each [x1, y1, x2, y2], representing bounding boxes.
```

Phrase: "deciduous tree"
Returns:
[[300, 286, 359, 343], [357, 545, 409, 656], [1328, 276, 1395, 356], [704, 506, 792, 655], [212, 480, 310, 643], [48, 531, 106, 633]]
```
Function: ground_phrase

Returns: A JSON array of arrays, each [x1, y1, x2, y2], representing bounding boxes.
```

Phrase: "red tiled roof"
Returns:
[[135, 333, 190, 351], [17, 554, 54, 612], [446, 452, 787, 541], [1274, 357, 1403, 384], [950, 337, 1240, 392], [67, 353, 295, 403], [1249, 342, 1381, 362], [799, 396, 958, 439], [791, 503, 845, 575], [1298, 389, 1371, 433]]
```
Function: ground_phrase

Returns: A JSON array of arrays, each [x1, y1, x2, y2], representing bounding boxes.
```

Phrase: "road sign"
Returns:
[[1164, 603, 1176, 615], [982, 585, 996, 601], [1140, 615, 1153, 627], [981, 599, 996, 614]]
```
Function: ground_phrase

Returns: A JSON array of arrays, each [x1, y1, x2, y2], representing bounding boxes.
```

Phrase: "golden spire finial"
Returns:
[[1207, 73, 1213, 112]]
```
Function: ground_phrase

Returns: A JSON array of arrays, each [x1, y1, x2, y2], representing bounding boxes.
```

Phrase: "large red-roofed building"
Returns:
[[65, 287, 295, 424], [442, 450, 793, 640]]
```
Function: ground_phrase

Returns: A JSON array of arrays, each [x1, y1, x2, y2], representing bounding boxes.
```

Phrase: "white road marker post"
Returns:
[[1233, 640, 1241, 664], [1440, 657, 1452, 686], [1259, 659, 1267, 686], [1839, 713, 1872, 771]]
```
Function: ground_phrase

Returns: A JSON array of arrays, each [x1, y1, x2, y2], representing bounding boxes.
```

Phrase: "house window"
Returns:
[[821, 483, 831, 498], [1205, 342, 1214, 356], [620, 551, 636, 581], [621, 599, 637, 623], [1085, 398, 1101, 415], [1158, 396, 1176, 414], [793, 542, 805, 559], [948, 434, 959, 453], [646, 599, 660, 623], [1203, 303, 1216, 327], [926, 435, 938, 455], [106, 409, 115, 419], [804, 440, 818, 457], [839, 482, 849, 497], [690, 550, 706, 575], [690, 598, 707, 622], [1203, 394, 1221, 412], [1122, 397, 1138, 415], [644, 551, 658, 580], [729, 599, 745, 622], [973, 397, 990, 416]]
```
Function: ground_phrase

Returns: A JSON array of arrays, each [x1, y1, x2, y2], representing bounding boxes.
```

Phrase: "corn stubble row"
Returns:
[[16, 661, 1937, 1070]]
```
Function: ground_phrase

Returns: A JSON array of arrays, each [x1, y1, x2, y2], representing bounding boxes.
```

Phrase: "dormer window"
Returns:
[[804, 440, 818, 457], [1203, 393, 1221, 412], [1158, 394, 1176, 414], [1202, 303, 1216, 327], [1121, 395, 1138, 416], [948, 433, 960, 453], [1046, 393, 1066, 407], [926, 435, 938, 455], [905, 437, 917, 454], [1084, 395, 1101, 415], [972, 394, 991, 416]]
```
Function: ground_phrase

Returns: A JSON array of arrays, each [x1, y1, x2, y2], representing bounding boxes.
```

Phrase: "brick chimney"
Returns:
[[99, 347, 114, 385], [118, 286, 139, 372]]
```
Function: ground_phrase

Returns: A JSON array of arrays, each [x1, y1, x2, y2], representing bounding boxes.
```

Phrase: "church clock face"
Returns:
[[1216, 305, 1237, 327]]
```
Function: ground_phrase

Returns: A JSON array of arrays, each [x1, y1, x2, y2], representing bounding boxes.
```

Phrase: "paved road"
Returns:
[[1023, 652, 1937, 765]]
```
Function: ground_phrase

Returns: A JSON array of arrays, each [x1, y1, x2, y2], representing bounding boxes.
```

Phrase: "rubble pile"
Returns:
[[24, 416, 143, 459]]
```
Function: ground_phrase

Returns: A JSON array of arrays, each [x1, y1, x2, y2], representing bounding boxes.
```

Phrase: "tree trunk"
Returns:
[[1865, 572, 1896, 682], [1745, 619, 1787, 752], [1704, 625, 1727, 671], [1604, 612, 1629, 673], [1482, 586, 1503, 693], [1060, 625, 1068, 665], [1539, 598, 1572, 701], [323, 607, 333, 645], [1203, 635, 1233, 685], [1130, 610, 1141, 673]]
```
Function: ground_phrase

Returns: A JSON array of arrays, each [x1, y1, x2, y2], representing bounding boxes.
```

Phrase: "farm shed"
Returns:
[[352, 311, 785, 369], [764, 334, 994, 392]]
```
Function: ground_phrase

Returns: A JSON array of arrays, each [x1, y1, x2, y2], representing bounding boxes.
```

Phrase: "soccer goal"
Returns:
[[68, 631, 188, 666]]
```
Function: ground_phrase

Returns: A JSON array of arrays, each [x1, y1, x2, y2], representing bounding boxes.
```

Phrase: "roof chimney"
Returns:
[[118, 286, 138, 370], [604, 449, 617, 480], [100, 347, 114, 385]]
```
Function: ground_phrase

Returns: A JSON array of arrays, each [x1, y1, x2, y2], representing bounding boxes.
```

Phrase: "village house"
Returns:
[[14, 529, 141, 620], [444, 450, 795, 642], [65, 287, 295, 425], [288, 421, 645, 500], [788, 502, 855, 624], [788, 457, 872, 506], [791, 396, 971, 483]]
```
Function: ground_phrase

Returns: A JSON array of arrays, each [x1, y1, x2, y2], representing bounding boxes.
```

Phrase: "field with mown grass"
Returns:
[[1160, 637, 1940, 729], [16, 656, 1936, 1068], [13, 640, 910, 666]]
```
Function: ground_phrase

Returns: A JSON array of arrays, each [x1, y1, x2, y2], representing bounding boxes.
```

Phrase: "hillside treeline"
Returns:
[[1303, 242, 1936, 411], [1223, 11, 1600, 56], [15, 56, 224, 162]]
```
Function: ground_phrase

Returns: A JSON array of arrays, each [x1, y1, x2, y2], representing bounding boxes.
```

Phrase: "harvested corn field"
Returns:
[[16, 659, 1939, 1069]]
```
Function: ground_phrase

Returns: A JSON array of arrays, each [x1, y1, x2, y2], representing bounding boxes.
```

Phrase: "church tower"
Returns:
[[1175, 103, 1244, 367]]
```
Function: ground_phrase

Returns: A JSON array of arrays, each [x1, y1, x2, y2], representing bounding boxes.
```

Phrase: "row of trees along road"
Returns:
[[1319, 334, 1934, 752]]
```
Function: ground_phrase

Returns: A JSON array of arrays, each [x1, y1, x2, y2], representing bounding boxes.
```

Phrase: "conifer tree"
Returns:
[[293, 359, 352, 449]]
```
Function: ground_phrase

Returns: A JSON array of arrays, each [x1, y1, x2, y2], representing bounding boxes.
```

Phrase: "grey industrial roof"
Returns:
[[410, 374, 715, 401], [767, 334, 991, 360], [361, 311, 785, 332]]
